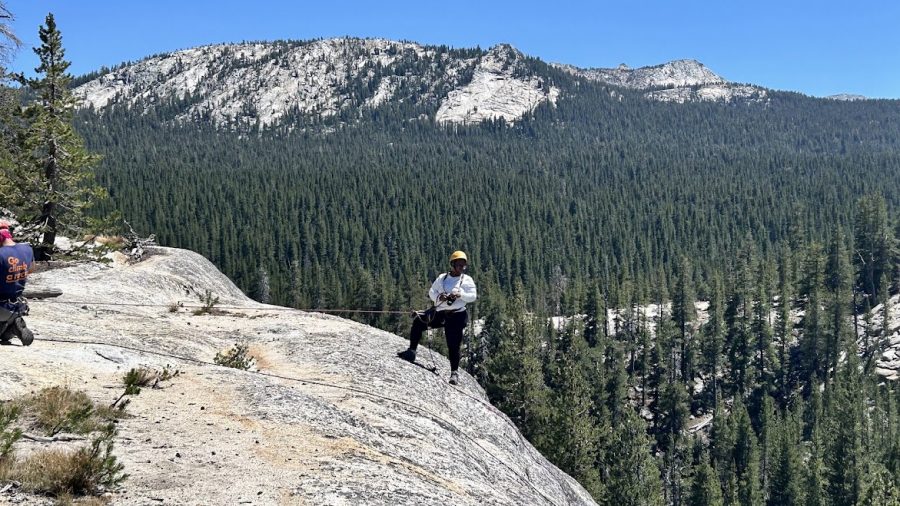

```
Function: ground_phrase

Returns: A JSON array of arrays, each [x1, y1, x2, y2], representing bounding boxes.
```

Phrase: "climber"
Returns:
[[0, 221, 35, 345], [398, 250, 477, 385]]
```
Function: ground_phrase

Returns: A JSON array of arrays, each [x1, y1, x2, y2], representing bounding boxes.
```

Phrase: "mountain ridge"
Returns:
[[72, 37, 783, 130]]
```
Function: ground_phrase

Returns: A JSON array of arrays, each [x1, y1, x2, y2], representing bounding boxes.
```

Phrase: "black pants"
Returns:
[[409, 309, 468, 371]]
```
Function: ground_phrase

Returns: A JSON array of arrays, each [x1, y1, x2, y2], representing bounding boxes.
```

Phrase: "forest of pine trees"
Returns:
[[476, 195, 900, 504]]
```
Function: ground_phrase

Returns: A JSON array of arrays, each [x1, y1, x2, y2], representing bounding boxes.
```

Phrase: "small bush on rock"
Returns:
[[4, 424, 126, 497], [24, 387, 125, 436], [192, 290, 221, 316], [0, 402, 22, 461], [214, 343, 254, 370]]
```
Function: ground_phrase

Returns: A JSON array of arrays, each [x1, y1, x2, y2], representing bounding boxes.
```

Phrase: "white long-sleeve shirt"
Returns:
[[428, 272, 477, 312]]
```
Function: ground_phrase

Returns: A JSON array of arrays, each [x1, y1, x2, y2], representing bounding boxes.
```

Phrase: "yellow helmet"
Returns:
[[449, 250, 468, 263]]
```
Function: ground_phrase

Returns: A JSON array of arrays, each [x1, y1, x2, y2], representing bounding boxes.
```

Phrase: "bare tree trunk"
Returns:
[[38, 136, 59, 258]]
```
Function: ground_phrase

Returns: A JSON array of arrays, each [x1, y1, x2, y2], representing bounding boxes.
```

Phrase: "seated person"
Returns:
[[0, 221, 34, 344]]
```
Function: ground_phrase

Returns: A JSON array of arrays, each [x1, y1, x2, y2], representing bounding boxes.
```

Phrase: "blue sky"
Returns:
[[6, 0, 900, 98]]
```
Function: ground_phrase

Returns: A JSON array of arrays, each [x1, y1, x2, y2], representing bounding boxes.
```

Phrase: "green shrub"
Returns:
[[192, 290, 220, 315], [26, 387, 96, 436], [214, 343, 254, 370], [4, 424, 126, 497], [0, 402, 22, 461]]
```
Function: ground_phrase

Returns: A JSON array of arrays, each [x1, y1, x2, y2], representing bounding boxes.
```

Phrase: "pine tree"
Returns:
[[604, 408, 664, 506], [767, 408, 804, 506], [710, 403, 738, 504], [0, 2, 20, 198], [548, 317, 605, 499], [805, 424, 827, 506], [726, 251, 755, 396], [733, 398, 764, 506], [775, 255, 794, 407], [824, 230, 853, 386], [799, 243, 826, 385], [658, 380, 690, 450], [0, 3, 20, 57], [467, 277, 505, 381], [854, 195, 896, 308], [605, 340, 629, 424], [584, 284, 607, 348], [673, 256, 697, 384], [751, 261, 776, 395], [688, 450, 724, 506], [485, 288, 552, 450], [14, 13, 106, 254], [253, 266, 272, 303], [703, 273, 726, 410], [823, 339, 865, 506]]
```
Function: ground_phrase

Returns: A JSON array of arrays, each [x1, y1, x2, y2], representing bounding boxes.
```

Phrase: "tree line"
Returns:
[[475, 195, 899, 504]]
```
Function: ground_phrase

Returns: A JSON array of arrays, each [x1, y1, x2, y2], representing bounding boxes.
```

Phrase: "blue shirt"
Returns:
[[1, 243, 34, 299]]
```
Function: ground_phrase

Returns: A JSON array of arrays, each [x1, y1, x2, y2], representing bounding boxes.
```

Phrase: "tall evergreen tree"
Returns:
[[703, 273, 726, 410], [0, 2, 21, 199], [733, 399, 764, 506], [799, 244, 826, 385], [823, 340, 865, 506], [485, 287, 552, 450], [767, 408, 805, 506], [775, 255, 794, 407], [688, 450, 724, 506], [726, 252, 755, 396], [14, 13, 106, 254], [584, 284, 607, 348], [805, 429, 827, 506], [854, 195, 896, 308], [673, 256, 697, 384], [824, 230, 853, 385], [603, 402, 664, 506], [751, 261, 776, 396], [548, 316, 605, 499]]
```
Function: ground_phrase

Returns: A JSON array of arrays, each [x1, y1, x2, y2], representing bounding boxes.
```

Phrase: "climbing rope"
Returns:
[[32, 335, 563, 506], [32, 299, 411, 314]]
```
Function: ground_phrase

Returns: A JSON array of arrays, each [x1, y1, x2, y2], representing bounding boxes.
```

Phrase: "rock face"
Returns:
[[868, 293, 900, 381], [556, 59, 768, 104], [73, 38, 557, 128], [434, 45, 559, 124], [1, 247, 596, 505], [826, 93, 867, 101], [566, 59, 724, 89], [75, 38, 474, 128]]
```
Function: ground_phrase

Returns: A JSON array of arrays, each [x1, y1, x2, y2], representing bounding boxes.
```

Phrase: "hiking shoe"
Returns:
[[0, 321, 15, 344], [397, 349, 416, 363], [449, 371, 459, 385], [8, 317, 33, 346], [15, 318, 33, 346]]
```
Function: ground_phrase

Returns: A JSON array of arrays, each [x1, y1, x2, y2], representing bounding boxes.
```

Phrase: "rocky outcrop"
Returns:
[[1, 247, 596, 505], [566, 59, 724, 89], [869, 294, 900, 381], [826, 93, 867, 101], [74, 38, 475, 128], [435, 45, 559, 125], [556, 59, 768, 104]]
